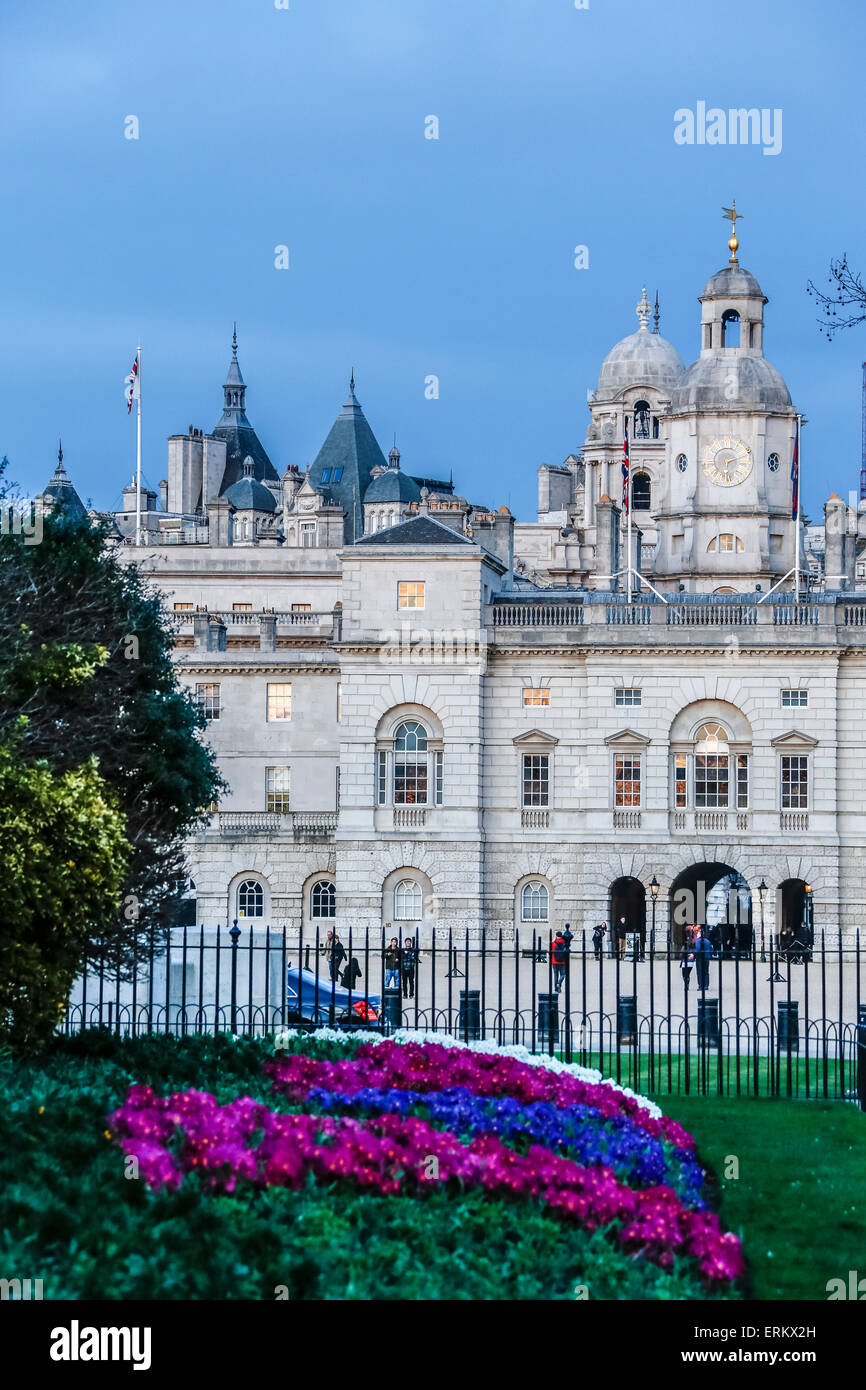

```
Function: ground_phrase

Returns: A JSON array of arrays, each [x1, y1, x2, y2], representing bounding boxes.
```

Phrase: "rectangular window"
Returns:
[[614, 754, 641, 808], [336, 681, 342, 722], [398, 581, 425, 610], [173, 601, 193, 611], [522, 753, 549, 808], [781, 755, 809, 809], [232, 603, 252, 611], [321, 468, 331, 483], [267, 683, 292, 721], [523, 688, 550, 707], [695, 754, 729, 808], [781, 689, 808, 707], [291, 603, 311, 612], [195, 683, 220, 719], [675, 753, 687, 808], [736, 754, 749, 809], [266, 766, 291, 813], [615, 687, 642, 707], [300, 522, 317, 547], [331, 467, 343, 482], [435, 750, 443, 805], [394, 751, 428, 804], [376, 750, 387, 805]]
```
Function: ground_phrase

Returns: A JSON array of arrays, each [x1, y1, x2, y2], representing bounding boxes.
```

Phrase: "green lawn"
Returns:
[[660, 1094, 866, 1300]]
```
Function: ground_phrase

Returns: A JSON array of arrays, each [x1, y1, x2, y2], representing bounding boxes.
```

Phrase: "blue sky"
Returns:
[[1, 0, 863, 522]]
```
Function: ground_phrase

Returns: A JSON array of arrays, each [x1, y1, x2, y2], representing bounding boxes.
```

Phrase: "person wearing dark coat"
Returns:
[[341, 956, 362, 991], [401, 936, 419, 997], [328, 935, 346, 982], [615, 916, 628, 961], [384, 937, 401, 990], [592, 922, 607, 961], [679, 944, 694, 989], [694, 929, 713, 990]]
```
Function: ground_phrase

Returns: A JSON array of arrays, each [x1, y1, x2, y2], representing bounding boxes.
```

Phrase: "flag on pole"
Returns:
[[125, 352, 140, 413], [621, 423, 630, 514], [790, 417, 799, 519]]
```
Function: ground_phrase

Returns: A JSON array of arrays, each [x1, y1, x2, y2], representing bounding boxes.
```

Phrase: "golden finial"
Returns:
[[722, 201, 742, 264]]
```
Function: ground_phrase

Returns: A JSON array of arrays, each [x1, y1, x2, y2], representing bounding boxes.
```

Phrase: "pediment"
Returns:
[[513, 728, 559, 746], [605, 728, 651, 746], [771, 729, 818, 749]]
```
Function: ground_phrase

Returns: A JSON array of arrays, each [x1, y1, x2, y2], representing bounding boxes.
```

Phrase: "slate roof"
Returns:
[[309, 380, 389, 542], [364, 468, 422, 504], [222, 475, 277, 511], [41, 446, 87, 519], [354, 513, 474, 546]]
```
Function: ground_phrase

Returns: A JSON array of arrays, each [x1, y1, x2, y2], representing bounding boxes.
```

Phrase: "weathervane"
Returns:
[[722, 200, 742, 264]]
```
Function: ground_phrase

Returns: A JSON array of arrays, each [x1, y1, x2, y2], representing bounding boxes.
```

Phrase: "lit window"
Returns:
[[708, 534, 744, 553], [398, 581, 425, 609], [237, 880, 264, 918], [695, 724, 729, 808], [615, 687, 641, 706], [311, 881, 335, 919], [674, 752, 687, 808], [521, 881, 549, 922], [267, 683, 292, 720], [781, 689, 808, 707], [781, 755, 809, 809], [394, 721, 428, 804], [522, 753, 549, 808], [266, 766, 291, 812], [174, 601, 194, 611], [233, 602, 253, 611], [394, 879, 422, 920], [300, 522, 317, 547], [614, 755, 641, 808], [291, 603, 311, 612], [195, 683, 220, 720], [523, 688, 550, 707]]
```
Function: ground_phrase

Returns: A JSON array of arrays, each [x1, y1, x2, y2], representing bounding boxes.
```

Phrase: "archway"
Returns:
[[668, 862, 752, 954], [609, 876, 646, 955], [778, 878, 813, 948]]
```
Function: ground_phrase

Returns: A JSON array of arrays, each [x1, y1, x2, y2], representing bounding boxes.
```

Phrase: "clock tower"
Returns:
[[652, 212, 799, 592]]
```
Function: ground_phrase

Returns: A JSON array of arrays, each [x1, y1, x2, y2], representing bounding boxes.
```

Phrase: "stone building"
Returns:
[[44, 226, 866, 949]]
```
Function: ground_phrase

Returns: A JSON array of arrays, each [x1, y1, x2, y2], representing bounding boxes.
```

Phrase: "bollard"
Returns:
[[617, 995, 637, 1046], [697, 997, 720, 1047], [537, 993, 559, 1050], [382, 988, 403, 1031], [458, 989, 481, 1041], [777, 999, 800, 1053]]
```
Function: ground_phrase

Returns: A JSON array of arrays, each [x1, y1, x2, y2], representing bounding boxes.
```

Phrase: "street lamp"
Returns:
[[649, 875, 659, 957], [758, 879, 767, 963]]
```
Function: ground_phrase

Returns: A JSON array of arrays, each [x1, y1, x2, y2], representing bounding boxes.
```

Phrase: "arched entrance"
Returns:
[[609, 877, 646, 956], [778, 879, 814, 949], [669, 862, 752, 955]]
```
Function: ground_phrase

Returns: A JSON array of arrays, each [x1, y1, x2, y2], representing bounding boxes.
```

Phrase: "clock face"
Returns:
[[701, 436, 752, 487]]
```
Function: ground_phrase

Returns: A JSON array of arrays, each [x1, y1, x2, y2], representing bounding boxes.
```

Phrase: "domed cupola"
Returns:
[[595, 289, 685, 400]]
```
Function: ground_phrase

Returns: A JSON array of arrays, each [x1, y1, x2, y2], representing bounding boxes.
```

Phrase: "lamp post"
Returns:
[[804, 883, 814, 953], [649, 875, 659, 957], [758, 879, 767, 963]]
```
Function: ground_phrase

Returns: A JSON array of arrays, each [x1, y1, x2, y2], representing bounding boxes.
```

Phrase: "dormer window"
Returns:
[[331, 467, 343, 482], [321, 468, 331, 483]]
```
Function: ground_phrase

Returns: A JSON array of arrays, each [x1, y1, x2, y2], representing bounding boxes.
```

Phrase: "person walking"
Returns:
[[615, 916, 628, 962], [328, 934, 346, 983], [592, 922, 607, 961], [551, 930, 568, 992], [694, 928, 713, 991], [341, 955, 362, 991], [401, 936, 418, 998], [679, 943, 694, 990], [384, 936, 401, 990]]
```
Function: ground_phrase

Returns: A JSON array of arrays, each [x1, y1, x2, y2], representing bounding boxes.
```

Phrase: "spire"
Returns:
[[653, 291, 660, 334], [635, 287, 651, 330], [388, 439, 401, 469], [221, 324, 246, 416], [56, 438, 65, 474]]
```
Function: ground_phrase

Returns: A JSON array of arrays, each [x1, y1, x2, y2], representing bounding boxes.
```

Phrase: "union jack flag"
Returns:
[[125, 352, 139, 413], [621, 422, 630, 514], [790, 418, 799, 519]]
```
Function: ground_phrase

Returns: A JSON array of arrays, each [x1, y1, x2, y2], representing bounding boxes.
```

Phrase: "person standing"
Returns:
[[679, 944, 694, 990], [615, 916, 628, 962], [328, 934, 346, 983], [384, 936, 401, 990], [694, 928, 712, 991], [401, 936, 418, 998], [592, 922, 607, 961], [551, 930, 568, 992]]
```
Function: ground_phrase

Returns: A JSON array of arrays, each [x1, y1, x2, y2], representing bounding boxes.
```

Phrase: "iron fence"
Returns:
[[64, 925, 866, 1106]]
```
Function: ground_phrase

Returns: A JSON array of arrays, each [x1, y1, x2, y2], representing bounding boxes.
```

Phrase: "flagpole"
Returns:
[[627, 469, 633, 602], [793, 414, 800, 598], [135, 344, 142, 547]]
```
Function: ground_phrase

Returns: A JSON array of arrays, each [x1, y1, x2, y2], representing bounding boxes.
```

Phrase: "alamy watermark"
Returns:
[[674, 103, 782, 157], [1, 498, 42, 545]]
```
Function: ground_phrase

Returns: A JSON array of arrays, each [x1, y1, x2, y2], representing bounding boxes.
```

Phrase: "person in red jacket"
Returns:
[[551, 932, 568, 992]]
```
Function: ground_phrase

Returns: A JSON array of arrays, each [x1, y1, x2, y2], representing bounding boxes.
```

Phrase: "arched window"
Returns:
[[237, 879, 264, 917], [521, 881, 549, 922], [721, 310, 740, 348], [394, 879, 423, 920], [633, 401, 651, 440], [632, 472, 651, 510], [708, 534, 744, 553], [311, 880, 335, 919], [694, 724, 730, 809], [393, 721, 428, 804]]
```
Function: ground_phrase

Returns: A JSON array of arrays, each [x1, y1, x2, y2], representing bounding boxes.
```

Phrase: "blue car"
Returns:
[[286, 964, 382, 1029]]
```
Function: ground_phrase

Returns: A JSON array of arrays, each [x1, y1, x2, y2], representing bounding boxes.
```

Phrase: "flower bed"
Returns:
[[107, 1031, 743, 1294]]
